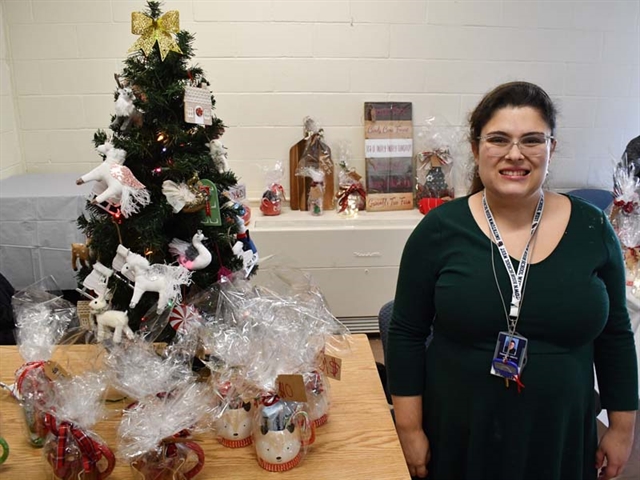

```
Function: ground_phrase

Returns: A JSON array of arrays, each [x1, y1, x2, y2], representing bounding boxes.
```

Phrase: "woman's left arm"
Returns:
[[595, 212, 639, 479], [596, 410, 636, 479]]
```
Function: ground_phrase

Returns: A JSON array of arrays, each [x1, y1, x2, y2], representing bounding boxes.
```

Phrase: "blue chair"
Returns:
[[566, 188, 613, 211]]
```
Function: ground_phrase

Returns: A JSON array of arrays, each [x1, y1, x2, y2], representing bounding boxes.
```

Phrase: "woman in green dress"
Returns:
[[387, 81, 638, 480]]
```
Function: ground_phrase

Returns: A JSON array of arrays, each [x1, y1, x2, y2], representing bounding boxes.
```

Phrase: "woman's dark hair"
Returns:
[[468, 81, 558, 194]]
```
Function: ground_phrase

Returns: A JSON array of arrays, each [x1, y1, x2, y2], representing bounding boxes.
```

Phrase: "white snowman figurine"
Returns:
[[253, 398, 309, 472]]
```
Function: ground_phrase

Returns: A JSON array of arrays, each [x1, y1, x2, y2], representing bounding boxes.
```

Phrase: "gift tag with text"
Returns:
[[276, 374, 307, 402], [43, 361, 69, 381], [318, 352, 342, 381]]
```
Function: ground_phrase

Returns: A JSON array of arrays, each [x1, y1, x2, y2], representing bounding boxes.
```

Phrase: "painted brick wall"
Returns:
[[1, 0, 638, 196], [0, 2, 23, 179]]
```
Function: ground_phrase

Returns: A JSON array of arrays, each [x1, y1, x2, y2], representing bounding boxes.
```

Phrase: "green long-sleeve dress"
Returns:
[[387, 195, 638, 480]]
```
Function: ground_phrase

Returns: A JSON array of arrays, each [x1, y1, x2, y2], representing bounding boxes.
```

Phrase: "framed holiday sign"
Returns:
[[364, 102, 414, 211]]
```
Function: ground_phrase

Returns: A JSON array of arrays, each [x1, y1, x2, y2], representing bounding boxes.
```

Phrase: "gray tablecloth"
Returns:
[[0, 173, 92, 289]]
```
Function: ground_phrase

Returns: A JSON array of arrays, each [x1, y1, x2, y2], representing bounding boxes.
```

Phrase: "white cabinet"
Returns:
[[249, 207, 423, 332]]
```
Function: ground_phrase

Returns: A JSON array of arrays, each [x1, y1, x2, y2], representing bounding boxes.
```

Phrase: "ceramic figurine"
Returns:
[[253, 398, 309, 472], [215, 395, 253, 448]]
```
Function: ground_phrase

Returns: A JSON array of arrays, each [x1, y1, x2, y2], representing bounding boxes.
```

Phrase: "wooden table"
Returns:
[[0, 334, 410, 479]]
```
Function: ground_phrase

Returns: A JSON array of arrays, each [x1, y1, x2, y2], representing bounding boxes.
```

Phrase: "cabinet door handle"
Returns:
[[353, 251, 381, 258]]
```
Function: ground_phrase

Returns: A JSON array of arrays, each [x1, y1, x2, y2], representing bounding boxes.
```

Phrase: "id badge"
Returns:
[[490, 331, 528, 380]]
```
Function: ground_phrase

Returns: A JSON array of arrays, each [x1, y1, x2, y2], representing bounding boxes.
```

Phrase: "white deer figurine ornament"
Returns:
[[89, 291, 134, 343], [76, 141, 150, 217], [121, 252, 192, 314]]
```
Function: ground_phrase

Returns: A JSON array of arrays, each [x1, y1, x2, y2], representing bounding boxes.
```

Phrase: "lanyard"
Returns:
[[482, 191, 544, 332]]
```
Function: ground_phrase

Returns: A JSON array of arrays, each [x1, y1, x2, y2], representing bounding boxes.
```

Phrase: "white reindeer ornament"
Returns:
[[76, 142, 150, 217], [121, 252, 192, 314], [89, 292, 134, 343]]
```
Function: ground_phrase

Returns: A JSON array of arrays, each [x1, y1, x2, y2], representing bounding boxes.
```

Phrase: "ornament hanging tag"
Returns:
[[199, 179, 222, 226], [184, 86, 213, 126], [276, 374, 308, 402]]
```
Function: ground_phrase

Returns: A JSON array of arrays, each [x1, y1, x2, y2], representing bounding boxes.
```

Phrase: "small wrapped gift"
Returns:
[[119, 383, 213, 479], [12, 280, 74, 447], [260, 161, 286, 216], [42, 373, 115, 480]]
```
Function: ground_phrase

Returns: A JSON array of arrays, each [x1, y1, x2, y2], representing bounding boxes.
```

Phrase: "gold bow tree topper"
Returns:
[[128, 10, 182, 61]]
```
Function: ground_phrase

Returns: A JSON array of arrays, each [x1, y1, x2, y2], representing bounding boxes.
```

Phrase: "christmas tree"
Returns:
[[76, 1, 251, 334]]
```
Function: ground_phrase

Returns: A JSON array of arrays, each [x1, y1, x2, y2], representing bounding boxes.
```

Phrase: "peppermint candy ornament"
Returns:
[[169, 304, 200, 331]]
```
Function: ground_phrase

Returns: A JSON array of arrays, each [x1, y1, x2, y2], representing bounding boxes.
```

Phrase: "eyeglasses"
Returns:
[[478, 133, 555, 156]]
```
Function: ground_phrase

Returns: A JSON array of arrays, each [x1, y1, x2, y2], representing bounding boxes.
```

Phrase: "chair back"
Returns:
[[566, 189, 612, 211]]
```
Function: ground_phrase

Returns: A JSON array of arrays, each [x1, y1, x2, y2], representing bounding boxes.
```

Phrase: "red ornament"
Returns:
[[195, 107, 203, 117]]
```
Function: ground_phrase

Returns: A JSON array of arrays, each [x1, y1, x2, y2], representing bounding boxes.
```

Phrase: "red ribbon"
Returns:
[[614, 198, 636, 214], [164, 429, 191, 457], [514, 375, 525, 394], [45, 414, 115, 479], [259, 392, 280, 406], [15, 361, 46, 395], [337, 184, 366, 213]]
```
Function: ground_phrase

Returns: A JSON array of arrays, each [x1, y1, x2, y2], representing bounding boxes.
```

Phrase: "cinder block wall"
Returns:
[[1, 0, 638, 195], [0, 2, 24, 179]]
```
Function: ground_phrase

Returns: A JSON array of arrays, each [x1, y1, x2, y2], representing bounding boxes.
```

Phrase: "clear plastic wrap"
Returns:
[[11, 277, 75, 447], [199, 274, 351, 393], [298, 118, 333, 179], [104, 339, 196, 402], [260, 161, 286, 216], [42, 372, 115, 479], [195, 269, 351, 470], [414, 117, 468, 213], [118, 383, 213, 479], [293, 117, 334, 212], [297, 167, 325, 216], [335, 142, 366, 217], [211, 375, 255, 448], [252, 396, 310, 472], [302, 371, 330, 445], [609, 153, 640, 293]]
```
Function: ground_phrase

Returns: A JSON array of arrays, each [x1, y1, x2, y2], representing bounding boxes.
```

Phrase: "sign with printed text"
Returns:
[[318, 352, 343, 381], [365, 192, 413, 212], [364, 102, 414, 211], [276, 374, 308, 402]]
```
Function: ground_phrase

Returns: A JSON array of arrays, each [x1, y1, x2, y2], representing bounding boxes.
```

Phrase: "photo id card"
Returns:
[[490, 331, 528, 380]]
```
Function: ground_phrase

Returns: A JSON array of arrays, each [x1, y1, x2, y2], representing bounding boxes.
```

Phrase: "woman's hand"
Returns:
[[396, 426, 431, 478], [595, 417, 635, 480]]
